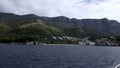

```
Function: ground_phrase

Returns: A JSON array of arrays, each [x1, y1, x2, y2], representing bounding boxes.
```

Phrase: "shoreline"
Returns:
[[0, 43, 120, 47]]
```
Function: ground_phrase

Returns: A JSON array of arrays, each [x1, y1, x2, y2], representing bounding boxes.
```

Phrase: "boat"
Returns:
[[115, 64, 120, 68]]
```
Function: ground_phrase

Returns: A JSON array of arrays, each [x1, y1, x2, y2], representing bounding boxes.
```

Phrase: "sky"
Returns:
[[0, 0, 120, 21]]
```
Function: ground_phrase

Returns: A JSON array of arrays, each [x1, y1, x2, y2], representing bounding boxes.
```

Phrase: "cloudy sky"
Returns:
[[0, 0, 120, 21]]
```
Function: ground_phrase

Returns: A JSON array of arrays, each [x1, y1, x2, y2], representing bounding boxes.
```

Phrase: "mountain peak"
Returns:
[[101, 18, 109, 21], [22, 14, 39, 18]]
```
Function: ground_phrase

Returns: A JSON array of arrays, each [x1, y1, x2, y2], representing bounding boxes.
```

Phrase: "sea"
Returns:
[[0, 44, 120, 68]]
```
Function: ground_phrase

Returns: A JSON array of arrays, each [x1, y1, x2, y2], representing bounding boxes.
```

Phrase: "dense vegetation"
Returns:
[[0, 19, 64, 44], [0, 18, 79, 44], [0, 12, 120, 45]]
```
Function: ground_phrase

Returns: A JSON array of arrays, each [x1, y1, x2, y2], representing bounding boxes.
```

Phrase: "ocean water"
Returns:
[[0, 44, 120, 68]]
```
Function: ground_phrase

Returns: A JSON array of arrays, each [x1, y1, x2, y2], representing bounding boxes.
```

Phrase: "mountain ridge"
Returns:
[[0, 12, 120, 37]]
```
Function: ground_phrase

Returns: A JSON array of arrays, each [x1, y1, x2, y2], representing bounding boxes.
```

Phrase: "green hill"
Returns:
[[0, 19, 62, 43], [15, 21, 61, 36], [0, 22, 11, 34]]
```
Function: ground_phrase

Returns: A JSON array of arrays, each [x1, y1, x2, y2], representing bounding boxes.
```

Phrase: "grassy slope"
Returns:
[[0, 19, 62, 37], [19, 22, 61, 36]]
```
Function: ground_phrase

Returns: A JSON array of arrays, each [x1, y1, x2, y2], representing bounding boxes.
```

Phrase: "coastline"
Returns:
[[0, 43, 120, 47]]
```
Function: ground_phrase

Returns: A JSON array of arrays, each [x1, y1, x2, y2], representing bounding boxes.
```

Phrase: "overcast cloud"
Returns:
[[0, 0, 120, 21]]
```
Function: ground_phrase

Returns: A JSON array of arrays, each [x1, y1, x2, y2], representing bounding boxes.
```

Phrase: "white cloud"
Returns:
[[0, 0, 120, 21]]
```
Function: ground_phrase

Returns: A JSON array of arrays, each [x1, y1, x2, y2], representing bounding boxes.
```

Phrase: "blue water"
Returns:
[[0, 44, 120, 68]]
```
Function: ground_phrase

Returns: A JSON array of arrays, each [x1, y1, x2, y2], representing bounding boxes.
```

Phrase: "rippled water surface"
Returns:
[[0, 44, 120, 68]]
